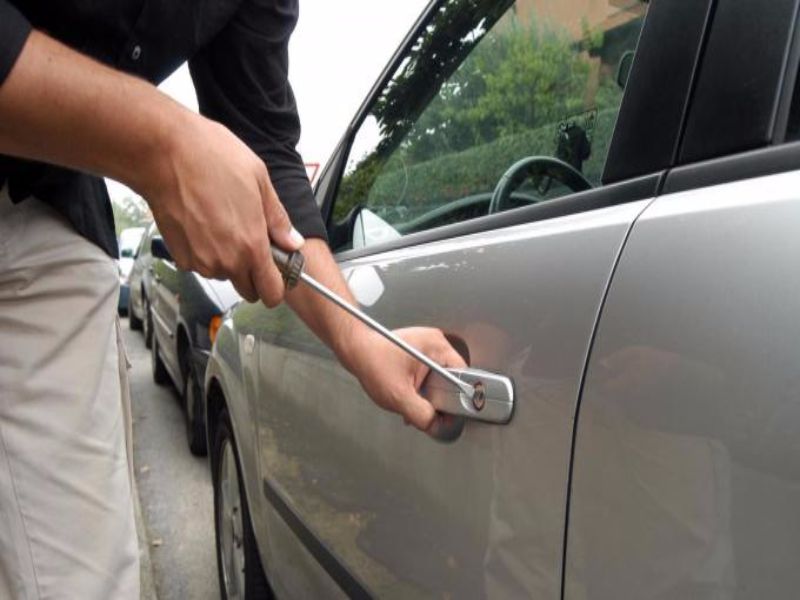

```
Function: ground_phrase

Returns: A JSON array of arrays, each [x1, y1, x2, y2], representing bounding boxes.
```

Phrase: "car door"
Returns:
[[565, 1, 800, 597], [151, 249, 181, 384], [247, 0, 705, 596]]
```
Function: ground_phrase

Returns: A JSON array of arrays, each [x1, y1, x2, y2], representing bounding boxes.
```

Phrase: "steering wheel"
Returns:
[[488, 156, 593, 214]]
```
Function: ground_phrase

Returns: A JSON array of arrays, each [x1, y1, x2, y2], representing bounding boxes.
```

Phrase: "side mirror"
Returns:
[[120, 248, 134, 259], [151, 236, 173, 262], [352, 208, 401, 249]]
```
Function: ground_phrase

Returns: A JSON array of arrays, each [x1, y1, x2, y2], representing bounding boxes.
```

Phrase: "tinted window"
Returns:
[[331, 0, 648, 251]]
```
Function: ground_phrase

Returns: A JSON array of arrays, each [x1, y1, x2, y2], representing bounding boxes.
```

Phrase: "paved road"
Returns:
[[124, 318, 220, 599]]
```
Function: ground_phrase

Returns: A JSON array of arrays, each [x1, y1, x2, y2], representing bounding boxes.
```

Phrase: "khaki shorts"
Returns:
[[0, 188, 139, 599]]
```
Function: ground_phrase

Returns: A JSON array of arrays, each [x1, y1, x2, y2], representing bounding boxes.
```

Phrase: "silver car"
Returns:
[[206, 0, 800, 597], [128, 222, 158, 347]]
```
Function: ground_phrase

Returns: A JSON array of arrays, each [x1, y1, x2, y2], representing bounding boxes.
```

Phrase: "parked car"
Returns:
[[128, 222, 158, 347], [149, 236, 240, 455], [205, 0, 800, 597], [117, 226, 146, 314]]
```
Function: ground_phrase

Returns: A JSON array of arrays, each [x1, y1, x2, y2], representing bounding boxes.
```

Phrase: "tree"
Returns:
[[336, 0, 617, 222], [112, 195, 152, 235]]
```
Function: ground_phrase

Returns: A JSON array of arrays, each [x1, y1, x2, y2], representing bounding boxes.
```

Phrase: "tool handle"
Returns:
[[270, 246, 305, 289]]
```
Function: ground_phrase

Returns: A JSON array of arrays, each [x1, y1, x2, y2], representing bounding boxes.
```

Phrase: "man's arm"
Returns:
[[0, 10, 466, 432], [189, 0, 466, 431], [0, 28, 300, 305], [286, 239, 467, 430]]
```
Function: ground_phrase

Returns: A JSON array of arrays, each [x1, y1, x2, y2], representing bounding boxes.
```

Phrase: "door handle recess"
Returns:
[[422, 367, 514, 441]]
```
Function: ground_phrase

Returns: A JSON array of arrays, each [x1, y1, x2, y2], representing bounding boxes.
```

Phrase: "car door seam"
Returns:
[[558, 179, 664, 599]]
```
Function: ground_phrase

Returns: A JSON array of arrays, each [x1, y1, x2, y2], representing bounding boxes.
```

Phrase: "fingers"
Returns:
[[438, 339, 468, 369], [251, 239, 286, 308], [230, 270, 259, 304], [250, 168, 303, 308], [399, 390, 437, 431]]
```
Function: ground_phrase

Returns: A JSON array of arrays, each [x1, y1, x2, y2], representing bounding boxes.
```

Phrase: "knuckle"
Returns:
[[245, 239, 264, 263], [267, 200, 289, 222]]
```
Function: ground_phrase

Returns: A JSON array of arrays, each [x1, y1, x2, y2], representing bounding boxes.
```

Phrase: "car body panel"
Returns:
[[129, 223, 158, 323], [149, 243, 241, 452], [152, 256, 240, 395], [117, 226, 146, 312], [565, 170, 800, 598], [152, 257, 182, 385], [203, 0, 800, 595], [238, 199, 651, 597]]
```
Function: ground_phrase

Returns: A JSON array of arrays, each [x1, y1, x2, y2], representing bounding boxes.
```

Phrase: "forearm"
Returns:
[[0, 30, 185, 193], [285, 238, 468, 432], [284, 238, 368, 372]]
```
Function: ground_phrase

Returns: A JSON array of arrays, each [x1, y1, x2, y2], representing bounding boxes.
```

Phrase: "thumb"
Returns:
[[260, 176, 304, 251]]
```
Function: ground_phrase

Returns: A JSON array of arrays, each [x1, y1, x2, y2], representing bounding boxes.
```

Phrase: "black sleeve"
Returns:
[[0, 1, 32, 86], [189, 0, 327, 242]]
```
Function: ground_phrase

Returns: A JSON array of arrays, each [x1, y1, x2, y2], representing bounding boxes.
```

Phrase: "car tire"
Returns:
[[151, 333, 170, 385], [183, 358, 207, 456], [212, 409, 272, 600], [143, 296, 154, 349], [129, 305, 143, 331]]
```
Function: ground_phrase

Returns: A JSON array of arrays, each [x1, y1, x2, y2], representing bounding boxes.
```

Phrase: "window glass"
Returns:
[[331, 0, 649, 251]]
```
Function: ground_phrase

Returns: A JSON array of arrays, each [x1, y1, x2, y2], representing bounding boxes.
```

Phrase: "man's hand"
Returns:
[[0, 30, 302, 307], [343, 327, 468, 431], [285, 240, 469, 433], [139, 113, 303, 305]]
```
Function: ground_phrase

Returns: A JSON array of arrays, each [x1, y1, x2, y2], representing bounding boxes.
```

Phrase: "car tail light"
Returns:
[[209, 314, 223, 345]]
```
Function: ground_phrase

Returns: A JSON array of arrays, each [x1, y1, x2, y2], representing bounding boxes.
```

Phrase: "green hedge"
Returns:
[[338, 107, 618, 223]]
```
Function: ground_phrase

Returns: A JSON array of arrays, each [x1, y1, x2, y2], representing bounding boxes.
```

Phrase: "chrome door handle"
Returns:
[[422, 367, 514, 441]]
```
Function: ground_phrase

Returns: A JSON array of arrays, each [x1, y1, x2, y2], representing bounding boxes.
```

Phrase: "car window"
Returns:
[[330, 0, 649, 251], [137, 225, 155, 258]]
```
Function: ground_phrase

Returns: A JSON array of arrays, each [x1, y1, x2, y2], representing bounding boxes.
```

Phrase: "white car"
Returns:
[[117, 226, 146, 314]]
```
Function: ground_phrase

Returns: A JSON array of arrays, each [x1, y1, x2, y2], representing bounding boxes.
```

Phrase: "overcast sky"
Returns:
[[107, 0, 429, 204]]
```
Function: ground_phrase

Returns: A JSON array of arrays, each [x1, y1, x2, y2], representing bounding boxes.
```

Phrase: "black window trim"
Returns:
[[317, 0, 442, 224], [772, 0, 800, 144], [664, 140, 800, 195], [317, 0, 706, 263], [664, 0, 800, 193], [334, 173, 662, 262]]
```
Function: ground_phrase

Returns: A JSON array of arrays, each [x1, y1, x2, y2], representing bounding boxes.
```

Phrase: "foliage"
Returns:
[[370, 0, 514, 160], [367, 107, 618, 222], [403, 13, 603, 163], [112, 195, 152, 236], [336, 2, 621, 223]]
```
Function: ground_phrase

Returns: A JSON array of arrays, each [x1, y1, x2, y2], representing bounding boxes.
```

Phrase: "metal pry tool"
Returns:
[[270, 246, 478, 402]]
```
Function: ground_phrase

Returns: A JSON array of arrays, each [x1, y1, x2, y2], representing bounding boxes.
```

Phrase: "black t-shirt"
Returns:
[[0, 0, 327, 257]]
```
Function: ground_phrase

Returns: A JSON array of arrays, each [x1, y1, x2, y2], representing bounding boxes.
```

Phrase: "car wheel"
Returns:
[[183, 359, 207, 456], [151, 333, 170, 385], [129, 303, 143, 331], [143, 296, 153, 349], [213, 409, 271, 600]]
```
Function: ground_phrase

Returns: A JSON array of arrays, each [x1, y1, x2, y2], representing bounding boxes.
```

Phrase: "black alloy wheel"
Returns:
[[183, 357, 207, 456], [212, 409, 272, 600], [129, 299, 143, 331], [143, 296, 154, 349], [151, 333, 170, 385]]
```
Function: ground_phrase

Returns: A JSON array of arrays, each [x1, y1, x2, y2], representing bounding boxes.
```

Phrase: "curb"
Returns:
[[133, 479, 158, 599]]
